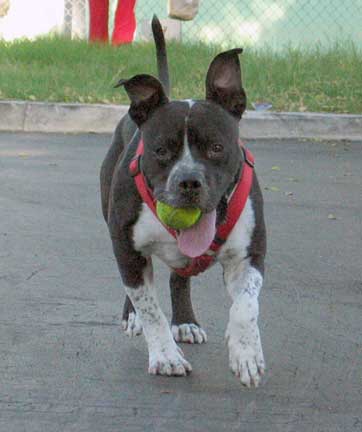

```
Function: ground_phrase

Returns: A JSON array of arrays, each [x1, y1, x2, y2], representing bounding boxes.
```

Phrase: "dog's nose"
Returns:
[[169, 169, 205, 199], [179, 178, 202, 192]]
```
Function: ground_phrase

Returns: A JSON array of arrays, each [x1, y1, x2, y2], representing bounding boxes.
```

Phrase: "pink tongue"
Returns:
[[176, 210, 217, 258]]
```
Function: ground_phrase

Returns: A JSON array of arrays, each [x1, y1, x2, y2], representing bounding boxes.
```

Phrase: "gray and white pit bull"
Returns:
[[100, 16, 266, 387]]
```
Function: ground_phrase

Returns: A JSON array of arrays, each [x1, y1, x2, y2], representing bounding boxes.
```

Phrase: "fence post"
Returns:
[[64, 0, 87, 39]]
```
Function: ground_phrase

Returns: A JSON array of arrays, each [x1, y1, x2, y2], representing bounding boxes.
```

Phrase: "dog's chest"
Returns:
[[133, 199, 255, 270], [133, 204, 190, 268]]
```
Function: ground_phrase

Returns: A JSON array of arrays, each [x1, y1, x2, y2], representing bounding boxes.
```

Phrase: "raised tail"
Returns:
[[151, 15, 170, 98]]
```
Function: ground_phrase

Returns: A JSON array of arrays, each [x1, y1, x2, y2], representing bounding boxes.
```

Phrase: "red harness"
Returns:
[[129, 139, 254, 278]]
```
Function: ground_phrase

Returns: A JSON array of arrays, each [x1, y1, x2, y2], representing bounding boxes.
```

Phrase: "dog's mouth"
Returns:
[[153, 188, 218, 257], [175, 209, 217, 258], [154, 185, 230, 257], [154, 189, 209, 212]]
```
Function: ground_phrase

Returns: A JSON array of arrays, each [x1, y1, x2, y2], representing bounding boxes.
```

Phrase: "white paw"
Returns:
[[122, 312, 143, 337], [226, 323, 265, 388], [172, 323, 207, 344], [148, 343, 192, 376]]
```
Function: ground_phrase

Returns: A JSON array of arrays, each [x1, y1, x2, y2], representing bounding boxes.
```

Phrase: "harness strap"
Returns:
[[208, 147, 254, 252], [129, 141, 177, 239], [129, 139, 254, 277]]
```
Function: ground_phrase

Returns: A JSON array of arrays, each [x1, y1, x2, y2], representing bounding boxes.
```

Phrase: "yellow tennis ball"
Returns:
[[156, 201, 201, 230]]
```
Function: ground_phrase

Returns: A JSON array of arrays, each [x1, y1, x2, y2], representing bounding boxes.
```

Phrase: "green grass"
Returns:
[[0, 37, 361, 113]]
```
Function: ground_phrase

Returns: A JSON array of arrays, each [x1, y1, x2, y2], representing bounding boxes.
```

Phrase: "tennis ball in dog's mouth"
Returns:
[[156, 201, 202, 230]]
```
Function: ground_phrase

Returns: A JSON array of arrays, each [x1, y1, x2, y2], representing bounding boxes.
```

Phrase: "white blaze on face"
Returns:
[[184, 99, 196, 108], [166, 101, 203, 192], [180, 133, 194, 165]]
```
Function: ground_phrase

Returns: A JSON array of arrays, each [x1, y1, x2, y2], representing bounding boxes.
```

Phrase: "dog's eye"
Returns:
[[155, 147, 169, 160], [208, 143, 224, 158], [212, 144, 223, 153]]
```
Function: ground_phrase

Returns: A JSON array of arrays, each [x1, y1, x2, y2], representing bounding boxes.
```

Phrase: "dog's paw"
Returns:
[[121, 312, 143, 337], [148, 344, 192, 376], [226, 324, 265, 388], [171, 323, 207, 344]]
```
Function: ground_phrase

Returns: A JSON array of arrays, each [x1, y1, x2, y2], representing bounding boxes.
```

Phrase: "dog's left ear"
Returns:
[[205, 49, 247, 119], [115, 74, 169, 126]]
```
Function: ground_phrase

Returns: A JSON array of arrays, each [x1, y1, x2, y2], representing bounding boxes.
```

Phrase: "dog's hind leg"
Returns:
[[121, 295, 143, 337], [100, 115, 137, 222], [170, 272, 207, 344]]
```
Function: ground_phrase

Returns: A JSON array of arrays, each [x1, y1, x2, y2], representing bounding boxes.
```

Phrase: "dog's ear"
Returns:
[[115, 74, 169, 126], [205, 49, 247, 119]]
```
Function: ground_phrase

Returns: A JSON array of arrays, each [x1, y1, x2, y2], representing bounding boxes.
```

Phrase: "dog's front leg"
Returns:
[[110, 226, 192, 376], [223, 261, 265, 387], [124, 259, 192, 376]]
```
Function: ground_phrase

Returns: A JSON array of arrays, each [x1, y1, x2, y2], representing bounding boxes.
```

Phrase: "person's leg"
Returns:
[[88, 0, 109, 42], [112, 0, 137, 45]]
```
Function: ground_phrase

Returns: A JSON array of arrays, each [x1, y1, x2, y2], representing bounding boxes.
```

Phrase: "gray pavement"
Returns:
[[0, 132, 361, 432]]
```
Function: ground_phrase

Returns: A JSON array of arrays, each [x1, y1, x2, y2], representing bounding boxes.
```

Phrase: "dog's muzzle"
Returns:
[[166, 168, 208, 208]]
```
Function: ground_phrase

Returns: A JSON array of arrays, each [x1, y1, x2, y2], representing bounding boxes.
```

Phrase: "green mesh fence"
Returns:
[[133, 0, 362, 48]]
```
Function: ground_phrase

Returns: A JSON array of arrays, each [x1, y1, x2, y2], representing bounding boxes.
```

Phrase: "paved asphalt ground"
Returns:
[[0, 132, 361, 432]]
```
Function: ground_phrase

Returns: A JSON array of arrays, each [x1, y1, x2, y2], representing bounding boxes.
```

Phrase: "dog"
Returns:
[[100, 16, 266, 387]]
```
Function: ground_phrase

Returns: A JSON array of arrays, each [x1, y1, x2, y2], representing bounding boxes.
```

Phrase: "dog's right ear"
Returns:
[[115, 74, 169, 126]]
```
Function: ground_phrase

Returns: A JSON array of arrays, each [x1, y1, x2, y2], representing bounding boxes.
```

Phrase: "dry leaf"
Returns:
[[265, 186, 280, 192]]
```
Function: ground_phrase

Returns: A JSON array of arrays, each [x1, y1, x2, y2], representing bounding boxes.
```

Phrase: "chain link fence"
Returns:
[[64, 0, 362, 48]]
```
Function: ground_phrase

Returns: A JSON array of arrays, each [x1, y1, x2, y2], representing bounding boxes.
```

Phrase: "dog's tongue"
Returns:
[[176, 210, 216, 258]]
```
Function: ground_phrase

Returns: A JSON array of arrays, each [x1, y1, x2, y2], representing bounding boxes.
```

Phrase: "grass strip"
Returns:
[[0, 37, 361, 113]]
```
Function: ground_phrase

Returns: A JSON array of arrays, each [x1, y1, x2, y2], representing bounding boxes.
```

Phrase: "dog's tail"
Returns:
[[151, 15, 170, 98]]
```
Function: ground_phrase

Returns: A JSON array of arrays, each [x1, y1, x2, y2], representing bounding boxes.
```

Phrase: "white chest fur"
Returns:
[[218, 198, 255, 268], [133, 203, 190, 268]]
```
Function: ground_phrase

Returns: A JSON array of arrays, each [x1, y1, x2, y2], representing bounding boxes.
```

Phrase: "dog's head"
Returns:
[[119, 49, 247, 218]]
